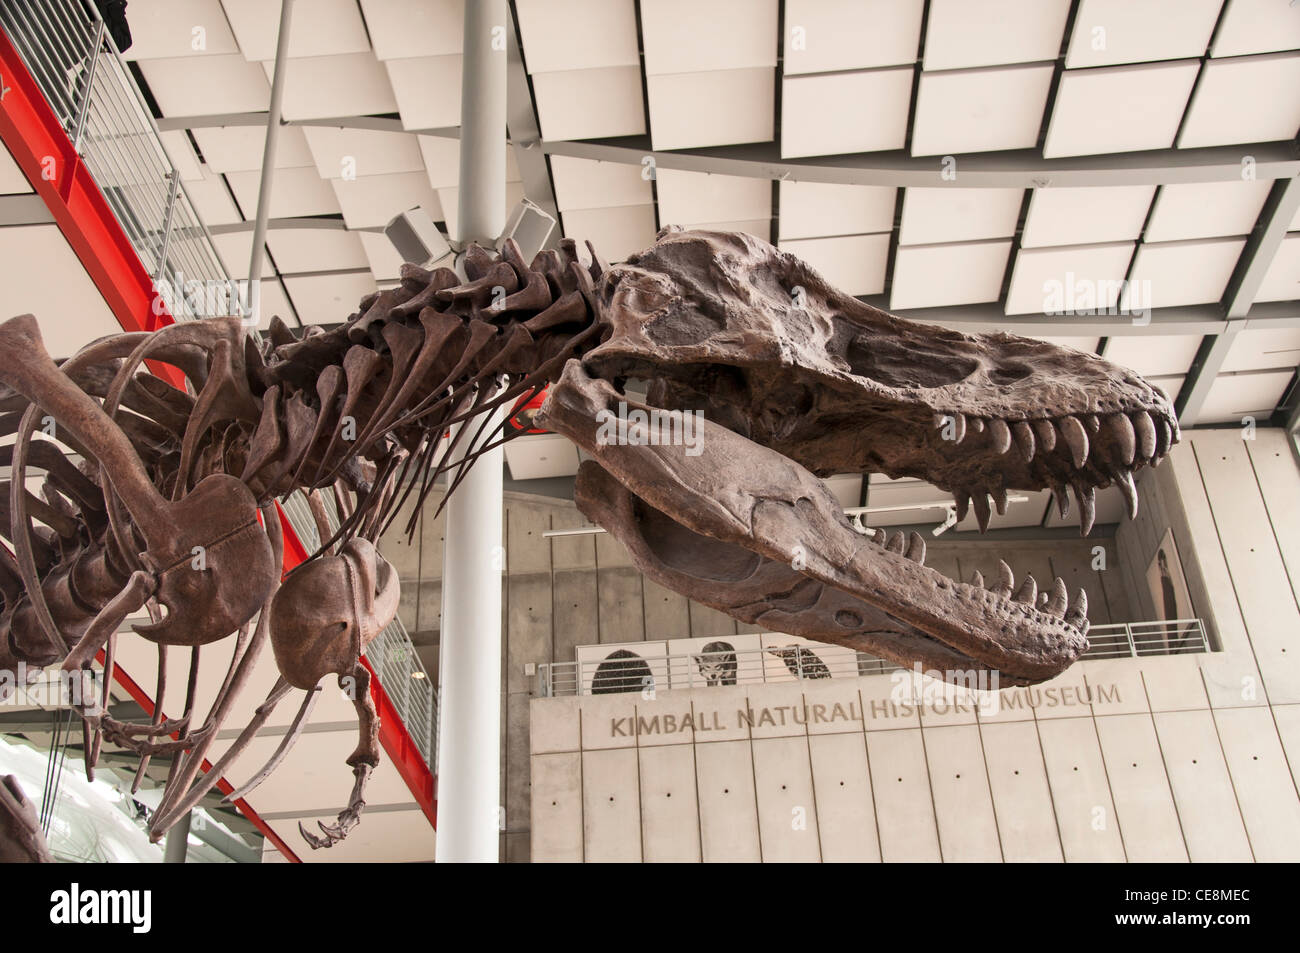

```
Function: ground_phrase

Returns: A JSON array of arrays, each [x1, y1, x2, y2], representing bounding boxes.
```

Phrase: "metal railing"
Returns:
[[1, 0, 241, 320], [279, 490, 439, 771], [536, 618, 1211, 697]]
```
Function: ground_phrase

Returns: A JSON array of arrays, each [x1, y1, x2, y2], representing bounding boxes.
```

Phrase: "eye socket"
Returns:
[[988, 363, 1033, 385]]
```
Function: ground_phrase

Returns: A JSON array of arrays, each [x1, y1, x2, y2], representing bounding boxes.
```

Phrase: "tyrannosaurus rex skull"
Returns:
[[537, 228, 1180, 686]]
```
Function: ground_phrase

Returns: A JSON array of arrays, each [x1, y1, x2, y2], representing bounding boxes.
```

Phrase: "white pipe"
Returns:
[[435, 0, 508, 864], [244, 0, 294, 327]]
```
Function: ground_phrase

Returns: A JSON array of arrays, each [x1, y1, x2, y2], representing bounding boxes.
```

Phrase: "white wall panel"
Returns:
[[1036, 718, 1126, 861], [980, 721, 1064, 862], [924, 725, 1002, 860], [582, 748, 642, 862], [695, 740, 763, 862], [637, 744, 702, 862], [1213, 706, 1300, 861], [866, 729, 942, 861], [807, 733, 880, 862], [751, 736, 822, 862], [531, 752, 584, 862], [1152, 709, 1253, 861], [1094, 714, 1188, 861]]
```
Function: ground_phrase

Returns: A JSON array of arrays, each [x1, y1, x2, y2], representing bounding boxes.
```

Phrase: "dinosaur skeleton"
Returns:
[[0, 227, 1177, 858]]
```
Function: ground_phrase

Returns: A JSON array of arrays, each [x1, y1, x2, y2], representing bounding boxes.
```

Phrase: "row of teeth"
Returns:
[[860, 528, 1087, 626], [933, 409, 1176, 469], [933, 409, 1179, 534]]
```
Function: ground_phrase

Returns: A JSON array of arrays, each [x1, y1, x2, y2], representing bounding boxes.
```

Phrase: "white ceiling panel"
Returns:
[[1121, 238, 1246, 309], [782, 68, 913, 158], [516, 0, 639, 73], [898, 187, 1023, 245], [550, 156, 653, 211], [531, 67, 646, 141], [437, 182, 527, 241], [505, 433, 582, 480], [1021, 185, 1156, 247], [1144, 180, 1272, 241], [648, 69, 774, 151], [283, 272, 378, 325], [359, 0, 463, 60], [911, 63, 1054, 157], [1145, 375, 1186, 403], [1198, 370, 1294, 423], [784, 0, 924, 74], [210, 231, 269, 280], [263, 228, 368, 275], [1103, 334, 1203, 376], [221, 0, 370, 60], [1222, 326, 1300, 372], [1035, 336, 1101, 353], [778, 234, 891, 297], [561, 205, 659, 263], [252, 278, 295, 329], [225, 166, 342, 219], [123, 0, 240, 60], [358, 230, 407, 281], [2, 226, 117, 359], [641, 0, 778, 75], [823, 475, 865, 508], [1211, 0, 1300, 57], [1253, 234, 1300, 302], [778, 181, 896, 241], [301, 127, 425, 179], [1043, 60, 1200, 158], [655, 170, 771, 229], [190, 124, 315, 173], [181, 164, 242, 225], [138, 54, 270, 116], [1005, 242, 1136, 315], [924, 0, 1071, 70], [385, 55, 464, 130], [265, 53, 398, 121], [1178, 52, 1300, 148], [416, 137, 520, 191], [890, 240, 1011, 310], [1065, 0, 1222, 68], [158, 130, 204, 181], [331, 172, 442, 229], [0, 142, 30, 194]]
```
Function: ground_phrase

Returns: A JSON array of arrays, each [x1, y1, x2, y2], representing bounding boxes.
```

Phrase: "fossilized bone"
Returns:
[[0, 227, 1177, 853]]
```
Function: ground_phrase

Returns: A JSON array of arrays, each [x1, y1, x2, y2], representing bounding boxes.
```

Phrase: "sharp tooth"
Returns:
[[1038, 592, 1049, 609], [995, 559, 1014, 597], [988, 418, 1012, 455], [1155, 419, 1172, 457], [1015, 575, 1038, 604], [1107, 413, 1136, 466], [954, 491, 970, 523], [1052, 483, 1071, 519], [906, 531, 926, 564], [1045, 577, 1068, 617], [886, 531, 906, 554], [1011, 420, 1036, 462], [1066, 588, 1088, 627], [1084, 414, 1100, 435], [969, 570, 984, 588], [992, 485, 1009, 516], [1032, 418, 1056, 453], [1170, 415, 1181, 443], [1059, 416, 1090, 468], [1074, 482, 1096, 536], [973, 493, 992, 533], [968, 418, 985, 434], [1132, 411, 1157, 460], [1113, 467, 1138, 519]]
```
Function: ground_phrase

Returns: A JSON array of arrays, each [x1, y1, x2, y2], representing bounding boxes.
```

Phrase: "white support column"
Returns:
[[435, 0, 508, 864]]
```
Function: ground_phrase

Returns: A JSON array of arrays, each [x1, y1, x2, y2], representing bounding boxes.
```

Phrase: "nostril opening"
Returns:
[[988, 364, 1033, 385]]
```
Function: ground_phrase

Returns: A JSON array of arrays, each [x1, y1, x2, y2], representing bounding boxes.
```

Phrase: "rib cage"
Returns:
[[0, 234, 607, 679]]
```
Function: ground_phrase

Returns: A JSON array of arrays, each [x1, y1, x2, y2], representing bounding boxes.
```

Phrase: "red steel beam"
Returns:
[[1, 24, 437, 855]]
